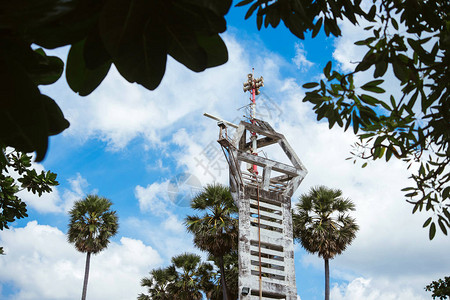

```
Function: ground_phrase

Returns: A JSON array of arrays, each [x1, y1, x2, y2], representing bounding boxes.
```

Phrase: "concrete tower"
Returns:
[[212, 72, 307, 299]]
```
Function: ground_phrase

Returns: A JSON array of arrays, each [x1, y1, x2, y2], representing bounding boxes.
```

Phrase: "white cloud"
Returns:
[[293, 43, 314, 71], [331, 277, 428, 300], [135, 181, 172, 215], [61, 173, 91, 212], [134, 182, 189, 233], [0, 221, 161, 300], [162, 214, 185, 233], [123, 217, 198, 262]]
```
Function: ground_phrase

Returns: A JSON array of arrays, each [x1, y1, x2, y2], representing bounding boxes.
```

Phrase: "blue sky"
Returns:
[[1, 5, 449, 300]]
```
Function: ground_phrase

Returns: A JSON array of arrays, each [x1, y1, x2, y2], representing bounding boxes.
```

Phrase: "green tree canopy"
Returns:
[[138, 266, 177, 300], [291, 0, 450, 238], [292, 185, 359, 300], [67, 194, 119, 300], [0, 148, 59, 254], [139, 253, 215, 300], [0, 0, 231, 160], [425, 276, 450, 300], [185, 183, 238, 300]]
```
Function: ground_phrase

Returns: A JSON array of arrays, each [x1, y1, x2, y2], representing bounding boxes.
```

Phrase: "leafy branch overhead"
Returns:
[[293, 0, 449, 239], [237, 0, 449, 238], [0, 148, 59, 254], [425, 276, 450, 300], [0, 0, 231, 160]]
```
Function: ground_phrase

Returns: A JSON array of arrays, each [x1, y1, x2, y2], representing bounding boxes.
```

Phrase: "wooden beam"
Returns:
[[271, 174, 292, 183], [243, 136, 280, 151], [262, 166, 272, 191], [278, 139, 307, 172], [231, 122, 246, 147], [242, 122, 283, 140], [237, 151, 299, 177]]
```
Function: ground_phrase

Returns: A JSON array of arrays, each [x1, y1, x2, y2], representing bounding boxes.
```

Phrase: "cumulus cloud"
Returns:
[[123, 217, 197, 262], [135, 181, 172, 215], [135, 178, 200, 215], [0, 221, 161, 300], [61, 173, 92, 212], [292, 43, 314, 71], [331, 277, 428, 300]]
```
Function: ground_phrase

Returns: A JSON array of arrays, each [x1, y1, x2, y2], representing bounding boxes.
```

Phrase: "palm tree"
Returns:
[[138, 266, 177, 300], [171, 253, 212, 300], [67, 194, 119, 300], [185, 184, 238, 300], [138, 253, 214, 300], [292, 186, 359, 300]]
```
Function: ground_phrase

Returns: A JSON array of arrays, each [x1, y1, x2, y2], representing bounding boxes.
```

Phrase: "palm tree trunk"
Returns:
[[218, 256, 229, 300], [324, 258, 330, 300], [82, 252, 91, 300]]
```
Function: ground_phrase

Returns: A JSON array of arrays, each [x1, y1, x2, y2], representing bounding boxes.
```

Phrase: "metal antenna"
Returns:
[[243, 69, 264, 175]]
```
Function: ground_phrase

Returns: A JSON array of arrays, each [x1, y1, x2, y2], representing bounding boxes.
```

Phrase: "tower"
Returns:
[[207, 71, 307, 299]]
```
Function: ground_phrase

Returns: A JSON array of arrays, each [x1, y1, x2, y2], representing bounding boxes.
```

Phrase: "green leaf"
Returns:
[[391, 18, 399, 30], [429, 222, 436, 240], [303, 82, 319, 89], [390, 95, 396, 108], [245, 2, 259, 19], [438, 218, 448, 235], [443, 187, 450, 200], [361, 85, 385, 94], [443, 208, 450, 222], [367, 5, 376, 21], [392, 59, 408, 83], [360, 94, 379, 106], [423, 217, 432, 227], [361, 80, 383, 88], [312, 17, 323, 38], [41, 95, 70, 136], [83, 26, 112, 70], [99, 0, 168, 90], [204, 0, 232, 15], [374, 60, 388, 78], [235, 0, 254, 7], [256, 11, 263, 30], [29, 48, 64, 85], [385, 147, 393, 161], [324, 61, 332, 78], [168, 32, 207, 72], [28, 1, 101, 49], [66, 40, 111, 96], [197, 34, 228, 68], [352, 111, 359, 134]]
